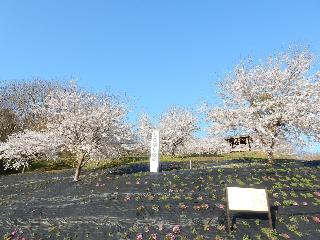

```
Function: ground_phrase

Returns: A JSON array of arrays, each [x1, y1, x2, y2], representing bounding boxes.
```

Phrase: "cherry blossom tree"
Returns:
[[181, 136, 231, 156], [205, 47, 320, 163], [0, 109, 18, 142], [0, 130, 62, 173], [159, 108, 198, 155], [1, 82, 134, 181], [39, 82, 134, 181], [137, 113, 153, 152], [137, 108, 198, 156], [0, 78, 65, 134]]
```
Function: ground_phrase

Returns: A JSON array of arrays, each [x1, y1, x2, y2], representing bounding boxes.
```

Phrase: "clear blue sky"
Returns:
[[1, 1, 320, 122]]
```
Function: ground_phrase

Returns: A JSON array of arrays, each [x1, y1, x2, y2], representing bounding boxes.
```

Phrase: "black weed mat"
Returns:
[[0, 160, 320, 239]]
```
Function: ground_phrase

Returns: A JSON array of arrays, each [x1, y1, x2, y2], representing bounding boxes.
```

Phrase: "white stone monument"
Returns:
[[149, 129, 160, 172]]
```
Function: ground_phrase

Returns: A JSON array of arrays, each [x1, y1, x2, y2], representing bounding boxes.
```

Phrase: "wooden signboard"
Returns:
[[226, 187, 272, 232], [149, 129, 160, 172]]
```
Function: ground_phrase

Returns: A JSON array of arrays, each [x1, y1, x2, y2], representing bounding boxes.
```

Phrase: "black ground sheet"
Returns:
[[0, 160, 320, 239]]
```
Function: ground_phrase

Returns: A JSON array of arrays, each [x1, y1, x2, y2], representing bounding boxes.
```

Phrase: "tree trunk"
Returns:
[[267, 139, 276, 164], [171, 148, 175, 156], [73, 153, 85, 182], [267, 150, 274, 164], [22, 165, 26, 174]]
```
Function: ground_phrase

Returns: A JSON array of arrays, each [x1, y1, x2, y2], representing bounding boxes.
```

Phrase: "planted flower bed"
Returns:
[[0, 160, 319, 239]]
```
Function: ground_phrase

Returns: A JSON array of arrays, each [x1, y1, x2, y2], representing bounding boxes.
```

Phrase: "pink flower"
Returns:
[[124, 195, 131, 202], [201, 203, 209, 209], [136, 233, 143, 240], [302, 202, 308, 206], [158, 223, 164, 231], [280, 233, 290, 239], [144, 225, 150, 233], [197, 196, 203, 201], [150, 233, 157, 240], [216, 203, 225, 209], [314, 191, 320, 197], [165, 233, 175, 240], [11, 228, 22, 237], [193, 205, 201, 211], [172, 225, 181, 234], [179, 203, 188, 209], [11, 229, 18, 236], [312, 216, 320, 224]]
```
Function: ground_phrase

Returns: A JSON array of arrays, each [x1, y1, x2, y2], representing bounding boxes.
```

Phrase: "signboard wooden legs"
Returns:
[[266, 194, 273, 230], [225, 187, 273, 233], [149, 130, 160, 173]]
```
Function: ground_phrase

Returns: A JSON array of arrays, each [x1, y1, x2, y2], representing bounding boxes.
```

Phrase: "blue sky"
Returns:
[[1, 1, 320, 145]]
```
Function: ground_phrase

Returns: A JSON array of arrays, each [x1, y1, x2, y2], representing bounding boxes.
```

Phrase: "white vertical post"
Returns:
[[150, 129, 160, 173]]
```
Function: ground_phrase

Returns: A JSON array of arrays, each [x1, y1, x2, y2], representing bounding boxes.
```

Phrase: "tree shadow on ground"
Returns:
[[103, 162, 185, 176], [230, 212, 271, 230], [103, 158, 320, 176]]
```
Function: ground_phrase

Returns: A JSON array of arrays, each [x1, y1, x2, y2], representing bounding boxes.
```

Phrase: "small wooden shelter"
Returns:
[[225, 135, 252, 152]]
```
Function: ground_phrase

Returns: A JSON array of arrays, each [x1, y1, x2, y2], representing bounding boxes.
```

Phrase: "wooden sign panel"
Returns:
[[226, 187, 272, 232], [149, 129, 160, 172], [227, 187, 268, 212]]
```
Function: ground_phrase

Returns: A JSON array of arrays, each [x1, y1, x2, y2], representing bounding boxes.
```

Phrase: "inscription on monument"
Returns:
[[149, 130, 160, 172]]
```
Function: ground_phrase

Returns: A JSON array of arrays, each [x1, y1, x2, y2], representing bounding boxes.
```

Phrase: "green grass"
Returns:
[[85, 150, 296, 171], [1, 151, 298, 175], [160, 151, 293, 162]]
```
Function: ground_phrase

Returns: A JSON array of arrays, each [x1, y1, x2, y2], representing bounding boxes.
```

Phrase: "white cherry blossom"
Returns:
[[205, 47, 320, 163]]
